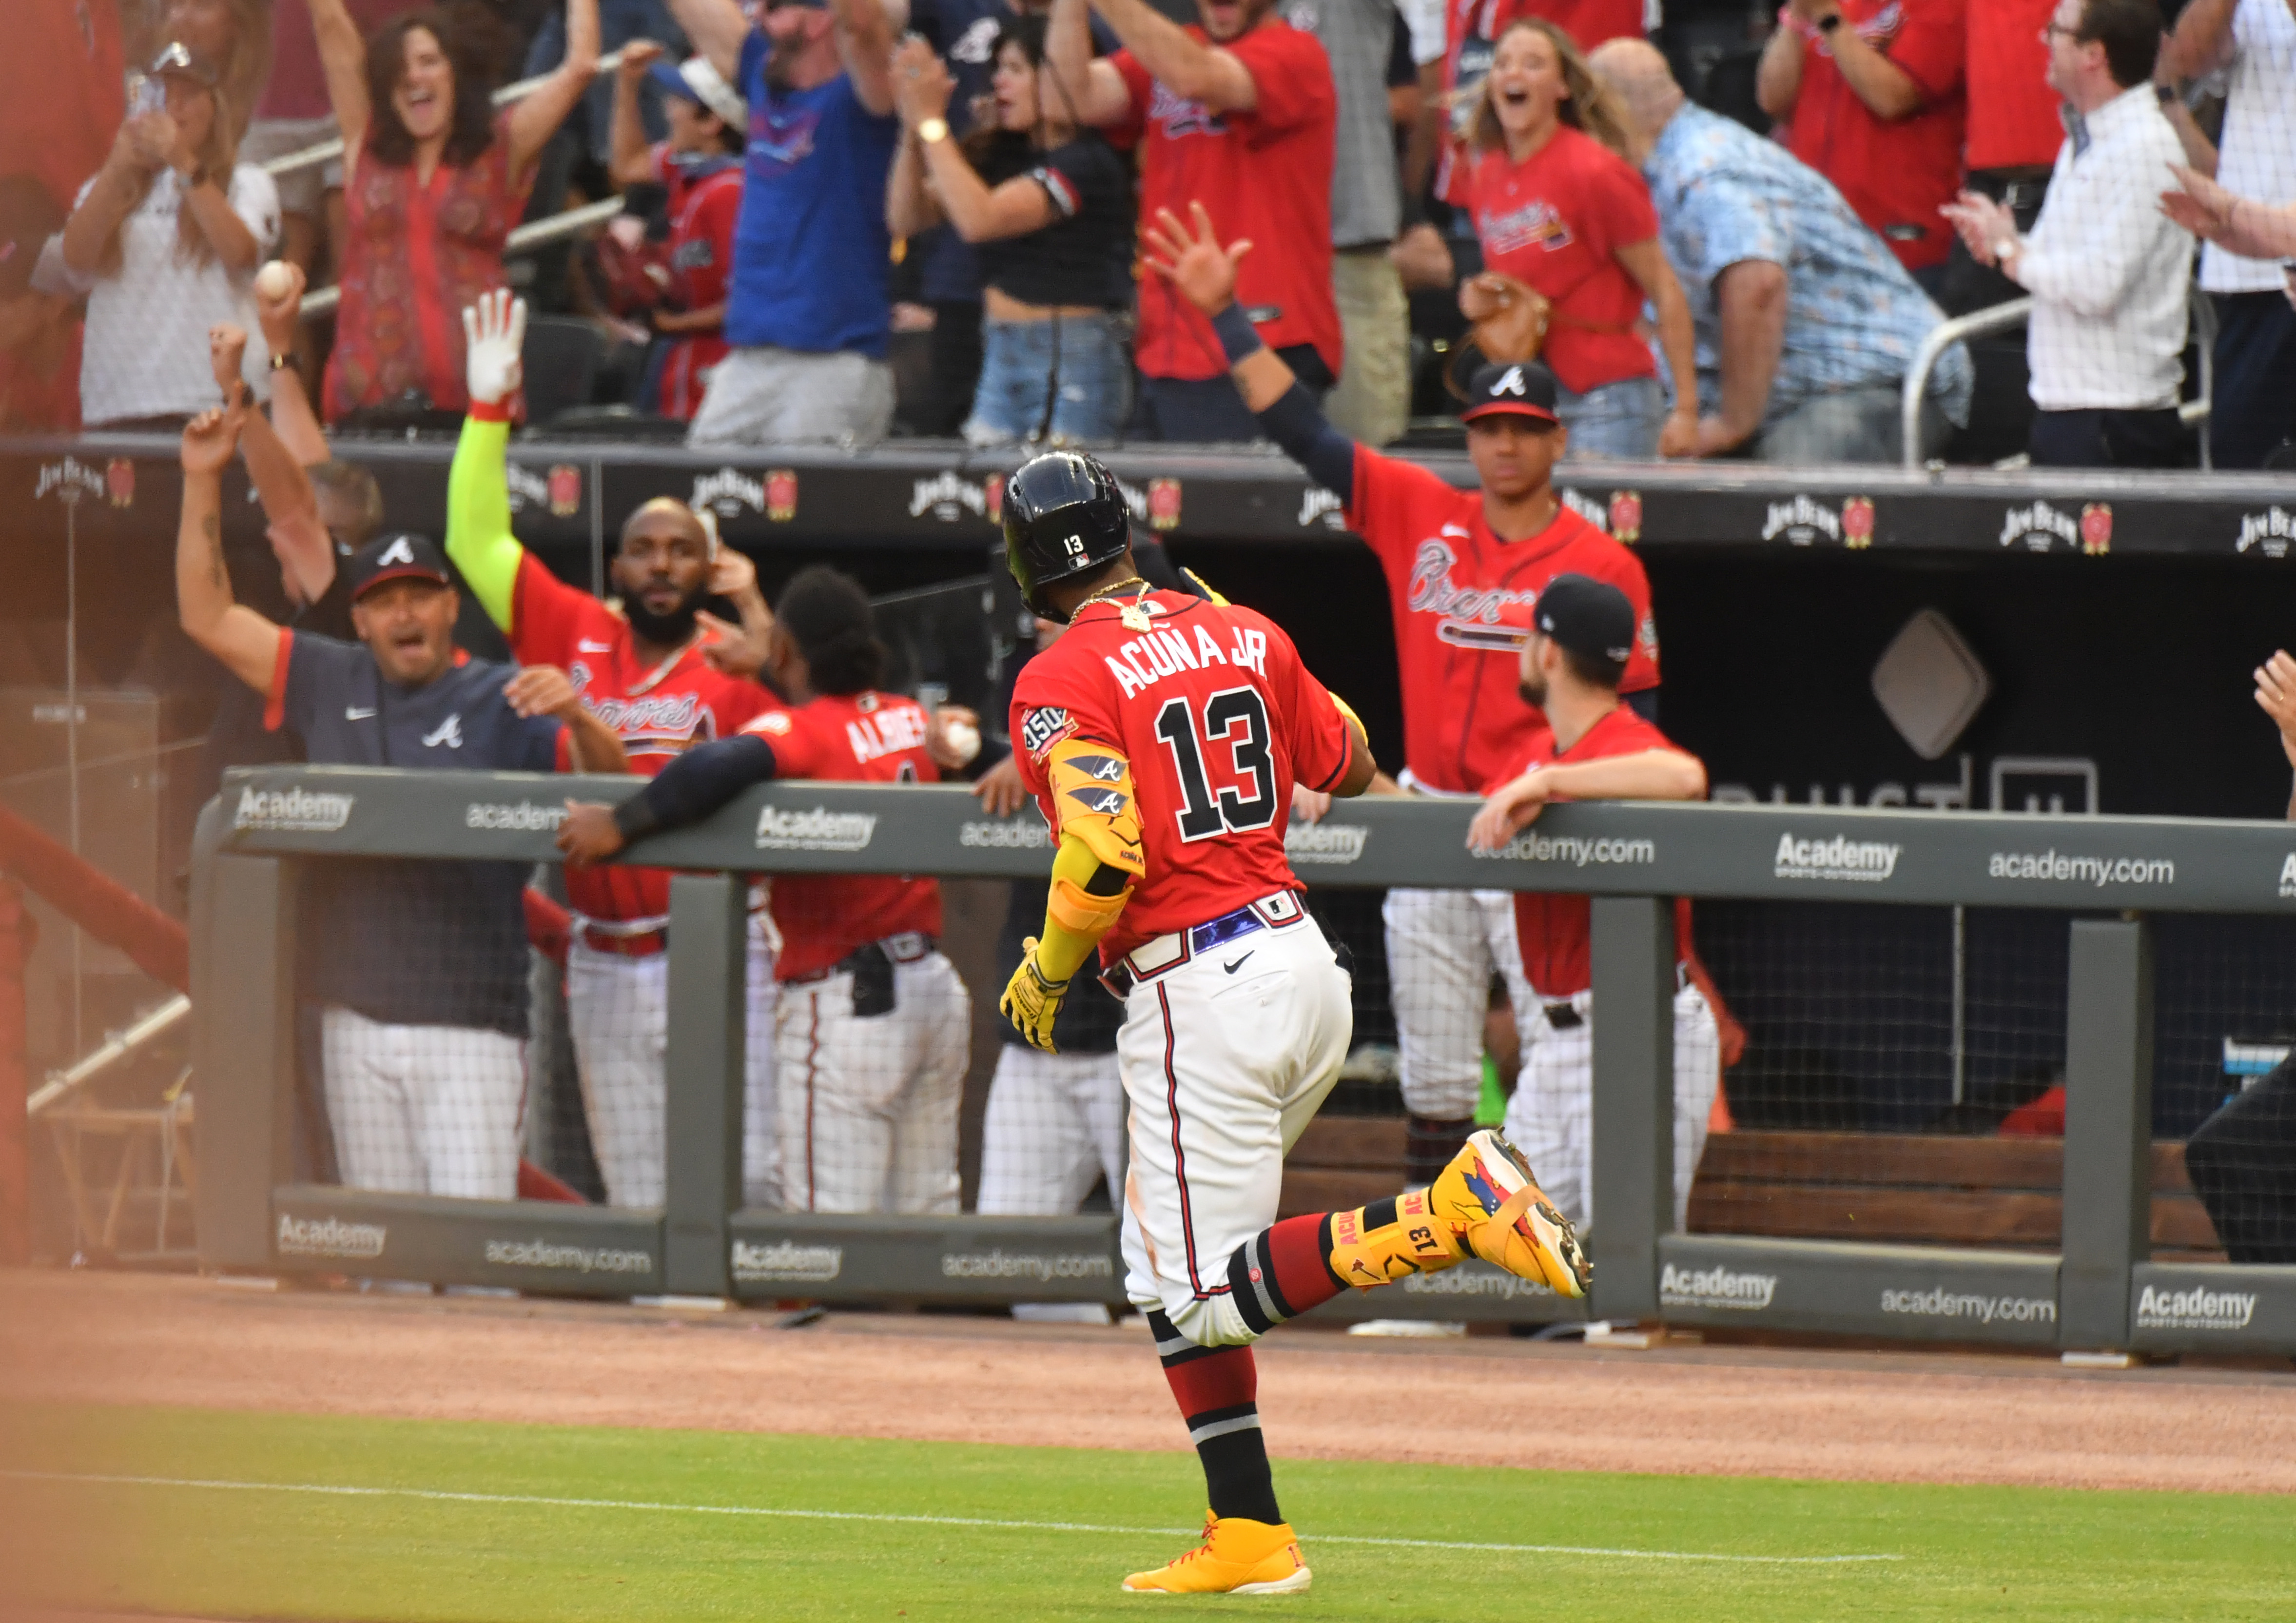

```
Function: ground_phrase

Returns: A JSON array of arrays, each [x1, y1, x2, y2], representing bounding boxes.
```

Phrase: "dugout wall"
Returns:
[[193, 767, 2296, 1355]]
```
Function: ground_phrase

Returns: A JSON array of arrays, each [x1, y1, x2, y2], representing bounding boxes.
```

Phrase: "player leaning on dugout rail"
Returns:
[[991, 446, 1591, 1597]]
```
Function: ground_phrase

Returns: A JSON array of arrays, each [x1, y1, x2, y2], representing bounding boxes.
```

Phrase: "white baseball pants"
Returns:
[[1117, 898, 1353, 1348], [976, 1045, 1127, 1216], [1382, 887, 1542, 1118], [321, 1004, 526, 1200], [775, 950, 972, 1214], [1501, 982, 1721, 1235], [564, 918, 781, 1210]]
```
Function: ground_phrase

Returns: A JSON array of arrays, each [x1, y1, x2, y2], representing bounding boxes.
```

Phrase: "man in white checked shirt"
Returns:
[[1941, 0, 2191, 469]]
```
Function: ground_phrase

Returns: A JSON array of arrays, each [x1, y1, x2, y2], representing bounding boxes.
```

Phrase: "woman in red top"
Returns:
[[1459, 19, 1697, 460], [311, 0, 598, 427]]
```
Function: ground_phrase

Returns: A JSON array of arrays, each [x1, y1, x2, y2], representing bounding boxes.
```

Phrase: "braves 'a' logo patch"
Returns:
[[1067, 787, 1129, 817], [1067, 752, 1126, 782], [1021, 706, 1076, 758]]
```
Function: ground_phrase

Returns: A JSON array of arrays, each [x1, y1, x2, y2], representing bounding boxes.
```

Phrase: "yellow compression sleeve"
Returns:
[[444, 413, 525, 631], [1034, 737, 1147, 982]]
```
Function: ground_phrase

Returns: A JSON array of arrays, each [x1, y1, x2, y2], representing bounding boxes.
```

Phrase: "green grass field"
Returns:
[[2, 1403, 2289, 1622]]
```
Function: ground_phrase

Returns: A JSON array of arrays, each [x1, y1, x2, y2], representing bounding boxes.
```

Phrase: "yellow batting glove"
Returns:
[[1000, 938, 1069, 1054]]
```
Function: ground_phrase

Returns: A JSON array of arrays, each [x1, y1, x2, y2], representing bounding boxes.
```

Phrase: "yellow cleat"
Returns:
[[1428, 1129, 1593, 1299], [1122, 1513, 1312, 1595]]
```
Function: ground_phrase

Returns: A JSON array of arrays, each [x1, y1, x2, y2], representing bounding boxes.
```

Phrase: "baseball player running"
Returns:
[[175, 404, 629, 1199], [1468, 574, 1717, 1233], [557, 567, 974, 1215], [447, 290, 782, 1209], [996, 449, 1590, 1596], [1143, 202, 1662, 1189]]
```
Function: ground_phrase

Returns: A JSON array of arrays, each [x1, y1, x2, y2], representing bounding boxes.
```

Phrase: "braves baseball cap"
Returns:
[[1503, 572, 1634, 668], [347, 533, 453, 600], [646, 54, 748, 128], [147, 40, 220, 87], [1460, 360, 1561, 427]]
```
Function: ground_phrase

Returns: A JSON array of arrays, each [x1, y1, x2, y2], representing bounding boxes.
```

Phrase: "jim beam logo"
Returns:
[[692, 467, 767, 518], [1285, 820, 1368, 866], [1608, 490, 1642, 544], [766, 469, 798, 522], [2280, 854, 2296, 899], [1761, 495, 1841, 546], [1773, 832, 1903, 883], [1659, 1263, 1777, 1311], [276, 1212, 387, 1259], [755, 805, 878, 852], [504, 462, 584, 517], [1999, 499, 2080, 553], [911, 470, 988, 523], [1842, 496, 1875, 549], [34, 456, 109, 506], [234, 785, 356, 833], [1297, 487, 1347, 529], [1147, 477, 1183, 531], [1557, 487, 1610, 533], [2081, 502, 2112, 555], [2236, 506, 2296, 559], [2135, 1282, 2257, 1332], [732, 1238, 844, 1283]]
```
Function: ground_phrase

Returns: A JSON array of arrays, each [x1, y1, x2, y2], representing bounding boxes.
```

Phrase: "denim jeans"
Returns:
[[1556, 375, 1663, 461], [1754, 383, 1950, 465], [964, 312, 1129, 447]]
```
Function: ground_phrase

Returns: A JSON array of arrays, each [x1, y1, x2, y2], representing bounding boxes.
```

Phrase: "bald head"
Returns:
[[621, 496, 710, 550], [1587, 38, 1683, 147]]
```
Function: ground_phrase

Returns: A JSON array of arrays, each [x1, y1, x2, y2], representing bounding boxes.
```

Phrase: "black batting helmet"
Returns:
[[1001, 451, 1130, 619]]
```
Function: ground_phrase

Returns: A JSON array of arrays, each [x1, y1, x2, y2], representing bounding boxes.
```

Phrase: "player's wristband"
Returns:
[[469, 399, 513, 423], [1210, 303, 1264, 365]]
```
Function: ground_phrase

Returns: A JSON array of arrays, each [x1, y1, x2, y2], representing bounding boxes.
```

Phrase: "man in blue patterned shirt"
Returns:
[[1590, 39, 1971, 465]]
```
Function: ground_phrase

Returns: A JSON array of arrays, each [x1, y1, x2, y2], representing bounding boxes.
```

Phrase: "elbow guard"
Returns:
[[1046, 736, 1146, 883]]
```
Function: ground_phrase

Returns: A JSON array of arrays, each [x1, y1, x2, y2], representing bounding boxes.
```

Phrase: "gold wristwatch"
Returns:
[[917, 117, 949, 145]]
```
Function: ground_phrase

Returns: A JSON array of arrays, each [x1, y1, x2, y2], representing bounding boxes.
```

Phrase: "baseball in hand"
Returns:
[[941, 718, 982, 766], [254, 260, 297, 303]]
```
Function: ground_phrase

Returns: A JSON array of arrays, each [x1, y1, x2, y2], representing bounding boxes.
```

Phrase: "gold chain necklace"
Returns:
[[1074, 575, 1154, 630]]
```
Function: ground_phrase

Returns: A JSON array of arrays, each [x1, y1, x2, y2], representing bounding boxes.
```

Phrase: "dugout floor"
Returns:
[[4, 1268, 2293, 1495]]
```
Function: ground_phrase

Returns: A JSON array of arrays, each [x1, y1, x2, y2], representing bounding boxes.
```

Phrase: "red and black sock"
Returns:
[[1225, 1212, 1347, 1335], [1148, 1309, 1282, 1525]]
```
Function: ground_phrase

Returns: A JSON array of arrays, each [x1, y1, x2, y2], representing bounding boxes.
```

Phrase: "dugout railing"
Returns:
[[191, 765, 2296, 1356]]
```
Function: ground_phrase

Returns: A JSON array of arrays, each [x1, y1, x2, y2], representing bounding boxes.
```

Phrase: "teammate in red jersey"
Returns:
[[448, 289, 780, 1209], [1143, 200, 1659, 1189], [558, 567, 974, 1215], [997, 450, 1588, 1596], [1465, 574, 1717, 1235]]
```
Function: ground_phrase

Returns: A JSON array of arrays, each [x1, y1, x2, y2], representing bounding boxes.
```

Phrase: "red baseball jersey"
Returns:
[[1345, 448, 1657, 796], [651, 147, 743, 418], [1782, 0, 1966, 273], [1010, 589, 1355, 964], [507, 551, 776, 923], [1465, 127, 1660, 396], [740, 691, 944, 982], [1963, 0, 2061, 172], [1112, 19, 1342, 382], [1498, 704, 1697, 998], [1436, 0, 1646, 203]]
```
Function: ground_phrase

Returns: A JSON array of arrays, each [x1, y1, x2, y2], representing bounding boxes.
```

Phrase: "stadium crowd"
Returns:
[[3, 0, 2294, 466]]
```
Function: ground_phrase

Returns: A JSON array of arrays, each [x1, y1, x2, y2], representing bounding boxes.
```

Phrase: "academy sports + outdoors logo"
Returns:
[[732, 1239, 843, 1283], [276, 1212, 387, 1259], [2135, 1283, 2257, 1331], [755, 806, 877, 852], [1659, 1263, 1776, 1311], [482, 1237, 653, 1274], [940, 1249, 1113, 1282], [1476, 831, 1655, 867], [235, 786, 355, 833], [1774, 833, 1901, 882], [960, 817, 1051, 850], [1401, 1265, 1556, 1299], [1985, 849, 2174, 888], [1879, 1288, 2055, 1325], [465, 801, 566, 831], [1285, 821, 1368, 865]]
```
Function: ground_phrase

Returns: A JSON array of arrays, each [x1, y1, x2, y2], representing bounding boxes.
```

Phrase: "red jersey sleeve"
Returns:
[[1345, 446, 1461, 568], [1224, 23, 1334, 140], [1108, 49, 1153, 141], [1878, 0, 1965, 100], [1579, 139, 1658, 254], [741, 705, 825, 776], [1257, 618, 1355, 794], [506, 548, 593, 666], [1010, 654, 1124, 804]]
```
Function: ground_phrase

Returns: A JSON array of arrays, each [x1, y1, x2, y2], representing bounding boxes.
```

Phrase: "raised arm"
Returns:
[[556, 731, 781, 864], [832, 0, 898, 117], [664, 0, 749, 80], [890, 41, 1058, 241], [254, 261, 329, 465], [608, 39, 667, 188], [507, 0, 603, 178], [210, 322, 330, 605], [1755, 12, 1806, 119], [176, 407, 287, 694], [309, 0, 373, 175], [1089, 0, 1256, 109], [445, 291, 531, 631], [61, 123, 160, 275], [2159, 0, 2239, 83], [1045, 0, 1139, 128]]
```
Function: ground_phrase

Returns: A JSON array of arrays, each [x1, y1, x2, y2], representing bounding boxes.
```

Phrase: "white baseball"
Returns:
[[942, 719, 982, 766], [254, 260, 296, 302]]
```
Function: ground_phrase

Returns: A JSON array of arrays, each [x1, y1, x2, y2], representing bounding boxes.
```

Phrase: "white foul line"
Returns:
[[1, 1470, 1900, 1566]]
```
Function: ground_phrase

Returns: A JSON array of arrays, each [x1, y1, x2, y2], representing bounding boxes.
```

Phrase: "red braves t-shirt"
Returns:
[[741, 692, 944, 981], [650, 149, 744, 418], [1437, 0, 1646, 204], [1113, 20, 1341, 382], [1963, 0, 2061, 171], [1346, 450, 1656, 796], [1010, 590, 1354, 963], [1497, 704, 1696, 998], [508, 551, 775, 924], [1466, 128, 1658, 395], [1782, 0, 1967, 273]]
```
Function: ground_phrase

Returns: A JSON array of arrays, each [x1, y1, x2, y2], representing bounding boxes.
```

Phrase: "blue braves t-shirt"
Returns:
[[727, 35, 901, 357], [271, 633, 564, 1037]]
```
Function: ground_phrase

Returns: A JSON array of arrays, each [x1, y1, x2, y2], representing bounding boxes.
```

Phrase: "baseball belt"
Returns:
[[1099, 890, 1306, 1000]]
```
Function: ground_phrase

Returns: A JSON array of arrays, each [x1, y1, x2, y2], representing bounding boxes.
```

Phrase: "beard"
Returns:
[[1518, 675, 1547, 708], [623, 588, 702, 648]]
